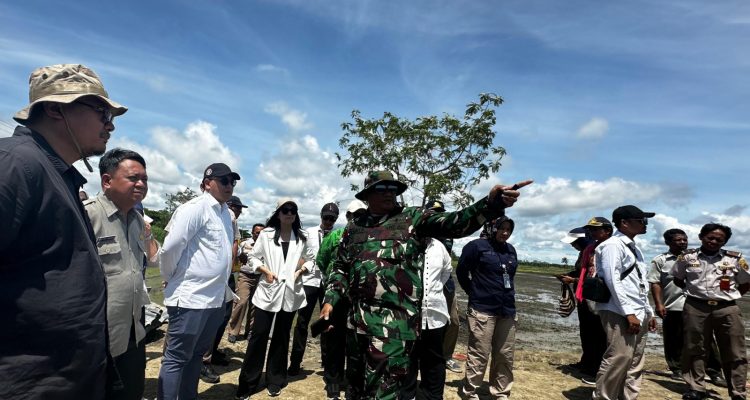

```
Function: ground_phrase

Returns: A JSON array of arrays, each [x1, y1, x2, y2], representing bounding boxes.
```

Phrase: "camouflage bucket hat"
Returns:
[[14, 64, 127, 123], [355, 170, 408, 200]]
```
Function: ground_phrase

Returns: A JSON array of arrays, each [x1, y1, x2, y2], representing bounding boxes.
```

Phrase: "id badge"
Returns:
[[720, 276, 731, 291], [503, 272, 511, 289]]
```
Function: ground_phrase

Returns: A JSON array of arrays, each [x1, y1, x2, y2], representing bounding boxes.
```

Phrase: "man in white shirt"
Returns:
[[402, 238, 453, 400], [593, 205, 658, 400], [288, 202, 340, 375], [157, 163, 239, 400]]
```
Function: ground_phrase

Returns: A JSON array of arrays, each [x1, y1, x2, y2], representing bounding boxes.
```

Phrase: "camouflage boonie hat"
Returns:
[[14, 64, 127, 123], [355, 170, 408, 200]]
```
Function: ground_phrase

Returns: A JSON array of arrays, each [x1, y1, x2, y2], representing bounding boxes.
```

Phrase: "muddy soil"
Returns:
[[142, 272, 749, 399]]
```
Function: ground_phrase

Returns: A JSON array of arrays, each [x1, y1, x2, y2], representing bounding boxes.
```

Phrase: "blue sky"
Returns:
[[1, 0, 748, 262]]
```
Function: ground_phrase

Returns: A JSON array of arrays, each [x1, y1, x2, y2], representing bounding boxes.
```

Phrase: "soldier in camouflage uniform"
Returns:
[[320, 171, 531, 400]]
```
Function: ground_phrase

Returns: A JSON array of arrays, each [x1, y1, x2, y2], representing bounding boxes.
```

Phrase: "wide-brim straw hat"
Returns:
[[14, 64, 127, 123]]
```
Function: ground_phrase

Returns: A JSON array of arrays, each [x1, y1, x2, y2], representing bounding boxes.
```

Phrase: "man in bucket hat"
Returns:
[[321, 171, 532, 399], [0, 64, 126, 399]]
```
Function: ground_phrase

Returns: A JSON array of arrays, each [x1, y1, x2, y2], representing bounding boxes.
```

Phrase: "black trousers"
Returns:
[[577, 300, 607, 376], [402, 326, 446, 400], [236, 308, 296, 396], [322, 299, 350, 387], [289, 285, 323, 368], [106, 322, 146, 400]]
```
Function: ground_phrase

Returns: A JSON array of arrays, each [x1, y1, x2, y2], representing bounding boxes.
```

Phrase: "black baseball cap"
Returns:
[[612, 205, 655, 225], [203, 163, 240, 180], [227, 196, 247, 208]]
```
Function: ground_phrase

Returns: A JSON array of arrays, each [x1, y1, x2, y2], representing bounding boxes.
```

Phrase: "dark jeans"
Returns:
[[106, 322, 146, 400], [322, 299, 350, 387], [158, 306, 224, 400], [402, 326, 446, 400], [289, 285, 323, 368], [237, 308, 296, 396], [577, 300, 607, 376], [204, 274, 235, 362]]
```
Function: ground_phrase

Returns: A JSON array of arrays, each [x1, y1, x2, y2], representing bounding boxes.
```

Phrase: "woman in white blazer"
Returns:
[[236, 198, 316, 398]]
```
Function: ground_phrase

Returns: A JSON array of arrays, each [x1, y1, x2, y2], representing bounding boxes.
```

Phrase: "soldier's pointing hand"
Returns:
[[488, 180, 533, 208]]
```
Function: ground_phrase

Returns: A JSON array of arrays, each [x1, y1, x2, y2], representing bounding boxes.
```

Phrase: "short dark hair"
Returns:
[[99, 148, 146, 176], [663, 228, 687, 243], [252, 223, 265, 231], [699, 223, 732, 242]]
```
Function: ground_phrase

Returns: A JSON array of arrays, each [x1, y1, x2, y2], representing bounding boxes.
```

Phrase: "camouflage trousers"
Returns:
[[346, 331, 414, 400]]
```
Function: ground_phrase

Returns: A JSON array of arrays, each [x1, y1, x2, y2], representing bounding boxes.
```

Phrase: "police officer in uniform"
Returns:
[[672, 223, 750, 400]]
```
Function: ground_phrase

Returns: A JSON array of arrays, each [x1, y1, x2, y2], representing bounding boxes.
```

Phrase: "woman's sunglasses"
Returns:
[[280, 206, 297, 215]]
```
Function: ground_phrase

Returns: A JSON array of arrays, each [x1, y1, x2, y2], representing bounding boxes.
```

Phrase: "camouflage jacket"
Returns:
[[324, 197, 503, 340], [317, 227, 344, 280]]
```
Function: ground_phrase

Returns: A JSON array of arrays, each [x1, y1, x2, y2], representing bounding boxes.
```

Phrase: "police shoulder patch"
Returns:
[[725, 250, 742, 258]]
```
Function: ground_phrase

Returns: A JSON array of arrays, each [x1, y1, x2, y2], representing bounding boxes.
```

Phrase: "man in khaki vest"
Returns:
[[85, 148, 158, 399]]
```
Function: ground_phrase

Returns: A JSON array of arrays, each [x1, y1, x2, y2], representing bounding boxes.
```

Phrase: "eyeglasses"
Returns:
[[628, 218, 648, 225], [76, 101, 113, 124], [322, 215, 337, 222], [280, 207, 297, 215], [211, 176, 237, 187], [373, 184, 399, 194]]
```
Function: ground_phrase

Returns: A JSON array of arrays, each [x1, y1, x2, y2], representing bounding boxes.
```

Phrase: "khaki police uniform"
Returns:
[[671, 248, 750, 399], [84, 193, 151, 399]]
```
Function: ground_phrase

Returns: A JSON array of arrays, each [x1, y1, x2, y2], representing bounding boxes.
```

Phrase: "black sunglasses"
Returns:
[[211, 176, 237, 187], [322, 215, 337, 222], [280, 206, 297, 215], [76, 101, 114, 124]]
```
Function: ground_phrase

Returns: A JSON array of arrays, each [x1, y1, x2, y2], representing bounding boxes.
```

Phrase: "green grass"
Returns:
[[145, 266, 164, 306], [517, 263, 571, 276]]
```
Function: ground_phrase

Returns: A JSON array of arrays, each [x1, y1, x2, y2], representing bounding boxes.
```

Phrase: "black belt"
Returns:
[[687, 297, 736, 306]]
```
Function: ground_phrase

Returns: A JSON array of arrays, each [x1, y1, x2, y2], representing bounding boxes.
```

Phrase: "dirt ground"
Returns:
[[142, 331, 731, 400], [142, 272, 743, 399]]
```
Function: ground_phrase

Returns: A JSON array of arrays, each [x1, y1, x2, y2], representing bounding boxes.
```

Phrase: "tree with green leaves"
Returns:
[[164, 187, 198, 213], [336, 93, 506, 208]]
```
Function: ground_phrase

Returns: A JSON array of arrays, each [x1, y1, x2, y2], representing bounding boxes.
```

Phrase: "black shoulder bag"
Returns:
[[582, 245, 642, 303]]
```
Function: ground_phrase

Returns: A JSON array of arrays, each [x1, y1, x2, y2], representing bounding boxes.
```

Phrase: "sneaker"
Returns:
[[267, 385, 282, 397], [446, 359, 463, 373], [709, 374, 727, 387], [227, 334, 237, 343], [200, 364, 220, 384], [670, 370, 683, 381], [581, 376, 596, 385]]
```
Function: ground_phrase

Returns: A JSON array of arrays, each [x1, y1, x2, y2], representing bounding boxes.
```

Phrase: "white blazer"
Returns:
[[249, 228, 316, 312]]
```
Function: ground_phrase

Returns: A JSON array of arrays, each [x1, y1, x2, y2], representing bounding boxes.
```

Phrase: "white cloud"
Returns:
[[150, 120, 241, 178], [514, 177, 667, 217], [0, 119, 14, 137], [264, 101, 313, 132], [576, 117, 609, 139], [256, 64, 289, 75]]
